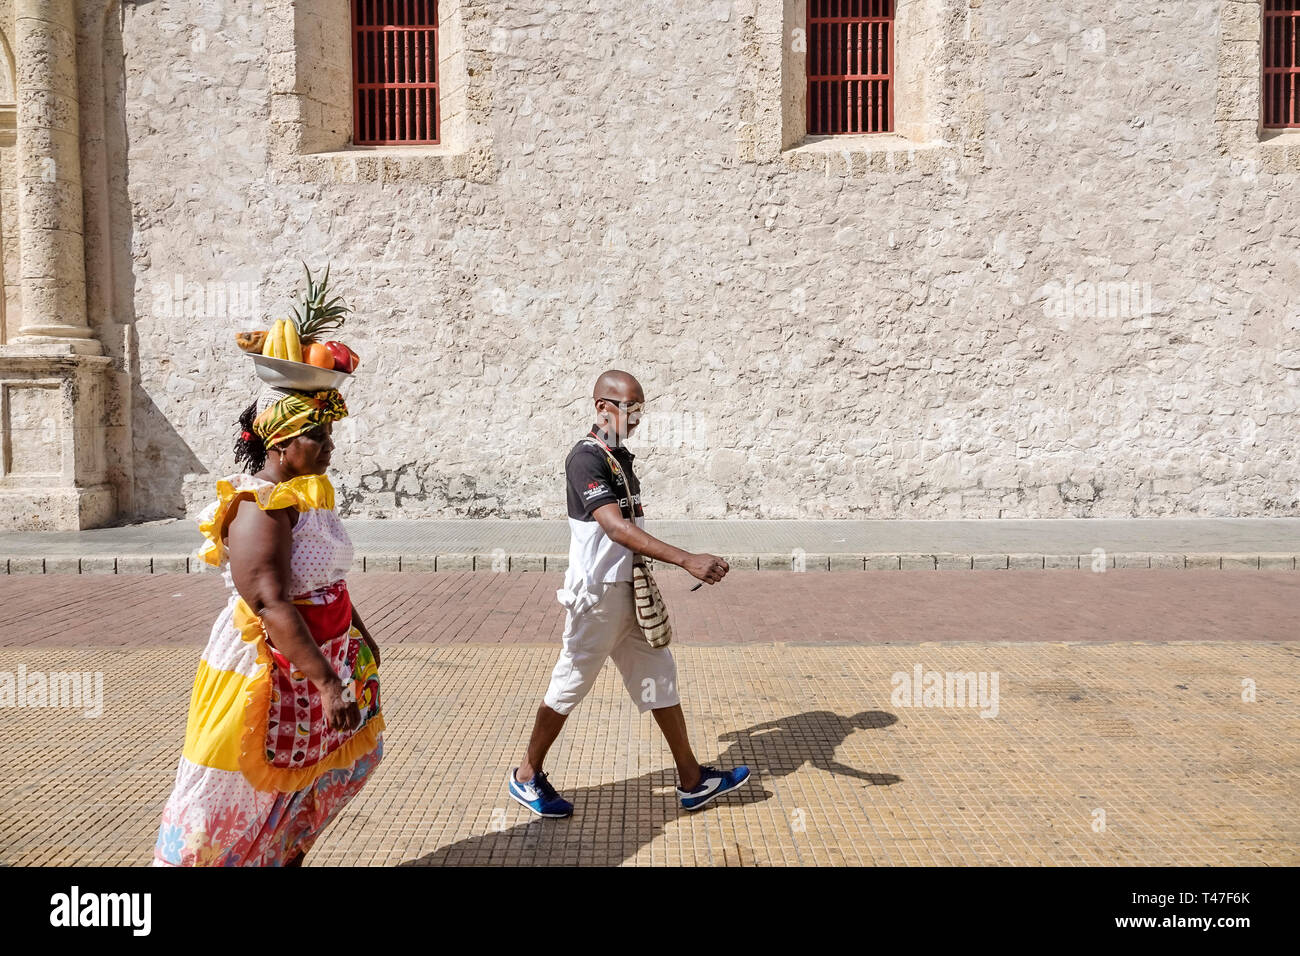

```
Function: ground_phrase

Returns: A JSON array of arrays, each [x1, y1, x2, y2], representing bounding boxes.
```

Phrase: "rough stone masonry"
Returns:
[[3, 0, 1296, 526]]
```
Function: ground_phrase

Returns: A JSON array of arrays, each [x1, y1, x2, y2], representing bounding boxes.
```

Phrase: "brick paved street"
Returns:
[[1, 571, 1296, 865], [2, 569, 1297, 648]]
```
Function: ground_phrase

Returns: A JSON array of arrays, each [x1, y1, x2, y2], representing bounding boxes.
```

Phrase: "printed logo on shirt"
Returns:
[[583, 480, 611, 501]]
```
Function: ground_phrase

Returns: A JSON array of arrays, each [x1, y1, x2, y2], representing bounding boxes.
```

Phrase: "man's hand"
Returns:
[[683, 553, 729, 585]]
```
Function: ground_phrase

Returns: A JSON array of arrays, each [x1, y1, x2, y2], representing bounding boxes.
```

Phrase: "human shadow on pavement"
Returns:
[[401, 709, 900, 866]]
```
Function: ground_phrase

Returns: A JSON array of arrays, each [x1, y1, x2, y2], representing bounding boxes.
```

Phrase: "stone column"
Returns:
[[11, 0, 98, 353], [0, 0, 116, 529]]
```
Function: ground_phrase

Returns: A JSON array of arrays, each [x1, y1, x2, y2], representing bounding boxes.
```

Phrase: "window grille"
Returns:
[[352, 0, 440, 145], [1264, 0, 1300, 128], [807, 0, 895, 135]]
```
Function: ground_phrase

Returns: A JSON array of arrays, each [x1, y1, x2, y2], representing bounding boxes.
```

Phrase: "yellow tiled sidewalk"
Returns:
[[1, 642, 1296, 865]]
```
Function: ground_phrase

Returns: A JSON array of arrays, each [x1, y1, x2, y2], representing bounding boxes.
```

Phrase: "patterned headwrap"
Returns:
[[252, 388, 349, 448]]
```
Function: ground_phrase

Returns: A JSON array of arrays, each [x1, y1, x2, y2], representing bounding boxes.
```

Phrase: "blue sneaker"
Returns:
[[676, 765, 751, 811], [508, 768, 574, 818]]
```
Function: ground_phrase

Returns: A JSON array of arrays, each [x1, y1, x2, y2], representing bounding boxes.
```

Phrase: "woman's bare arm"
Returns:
[[225, 496, 359, 730], [350, 605, 380, 668]]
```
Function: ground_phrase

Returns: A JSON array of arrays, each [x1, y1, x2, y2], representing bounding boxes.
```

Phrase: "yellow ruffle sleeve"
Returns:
[[197, 473, 337, 568]]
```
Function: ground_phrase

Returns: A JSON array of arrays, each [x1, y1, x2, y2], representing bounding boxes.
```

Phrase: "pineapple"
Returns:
[[289, 261, 351, 344]]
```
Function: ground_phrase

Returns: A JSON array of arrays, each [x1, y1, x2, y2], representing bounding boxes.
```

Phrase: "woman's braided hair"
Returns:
[[234, 401, 268, 473]]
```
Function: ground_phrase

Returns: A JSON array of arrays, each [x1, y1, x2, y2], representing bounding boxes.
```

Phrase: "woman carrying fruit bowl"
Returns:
[[154, 266, 381, 866]]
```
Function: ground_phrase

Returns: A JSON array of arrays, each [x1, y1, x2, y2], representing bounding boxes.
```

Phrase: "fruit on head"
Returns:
[[325, 341, 359, 373], [304, 342, 334, 369], [249, 265, 358, 368], [236, 330, 267, 353]]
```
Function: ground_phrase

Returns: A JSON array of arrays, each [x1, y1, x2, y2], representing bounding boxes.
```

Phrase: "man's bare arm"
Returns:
[[591, 503, 729, 584]]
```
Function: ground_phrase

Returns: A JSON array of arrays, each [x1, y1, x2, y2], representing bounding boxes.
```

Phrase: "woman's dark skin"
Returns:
[[220, 422, 381, 742]]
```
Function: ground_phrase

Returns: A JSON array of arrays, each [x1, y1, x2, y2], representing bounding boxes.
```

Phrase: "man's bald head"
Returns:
[[592, 370, 645, 443], [592, 370, 644, 404]]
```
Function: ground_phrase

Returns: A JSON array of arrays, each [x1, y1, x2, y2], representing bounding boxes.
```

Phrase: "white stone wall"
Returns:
[[116, 0, 1300, 520]]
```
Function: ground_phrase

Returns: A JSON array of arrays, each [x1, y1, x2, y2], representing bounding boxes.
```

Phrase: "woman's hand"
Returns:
[[320, 677, 361, 732]]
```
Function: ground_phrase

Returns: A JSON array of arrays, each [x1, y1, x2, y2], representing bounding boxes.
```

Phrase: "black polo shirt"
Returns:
[[565, 424, 644, 521]]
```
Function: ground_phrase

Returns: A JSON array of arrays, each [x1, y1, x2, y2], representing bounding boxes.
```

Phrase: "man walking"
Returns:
[[508, 369, 750, 817]]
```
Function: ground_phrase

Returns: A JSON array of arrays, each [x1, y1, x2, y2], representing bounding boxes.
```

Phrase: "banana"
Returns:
[[283, 318, 303, 363], [272, 319, 286, 359], [261, 319, 279, 357]]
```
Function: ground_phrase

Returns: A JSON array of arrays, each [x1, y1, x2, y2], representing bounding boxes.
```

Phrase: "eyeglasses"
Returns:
[[595, 397, 646, 415]]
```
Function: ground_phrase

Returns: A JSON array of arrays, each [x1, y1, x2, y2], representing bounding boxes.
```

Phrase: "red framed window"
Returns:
[[807, 0, 894, 135], [352, 0, 440, 145], [1264, 0, 1300, 128]]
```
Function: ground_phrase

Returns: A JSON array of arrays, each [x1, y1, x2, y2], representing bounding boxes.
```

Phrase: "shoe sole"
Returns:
[[508, 785, 573, 818], [679, 772, 751, 812]]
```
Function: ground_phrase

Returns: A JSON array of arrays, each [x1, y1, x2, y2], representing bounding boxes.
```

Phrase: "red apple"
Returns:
[[325, 341, 358, 373]]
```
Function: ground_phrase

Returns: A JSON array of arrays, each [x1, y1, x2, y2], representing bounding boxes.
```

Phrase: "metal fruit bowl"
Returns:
[[251, 353, 352, 391]]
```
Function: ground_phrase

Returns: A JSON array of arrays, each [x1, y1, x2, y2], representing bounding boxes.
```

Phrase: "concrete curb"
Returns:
[[2, 552, 1297, 574]]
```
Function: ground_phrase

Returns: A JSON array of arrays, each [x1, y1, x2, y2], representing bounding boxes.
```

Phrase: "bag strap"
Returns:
[[582, 432, 632, 520], [582, 432, 646, 566]]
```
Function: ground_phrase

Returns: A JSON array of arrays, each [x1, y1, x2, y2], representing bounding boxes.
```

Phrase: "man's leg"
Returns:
[[610, 598, 749, 807], [650, 704, 702, 791], [511, 587, 620, 813], [604, 593, 701, 789], [516, 703, 568, 783]]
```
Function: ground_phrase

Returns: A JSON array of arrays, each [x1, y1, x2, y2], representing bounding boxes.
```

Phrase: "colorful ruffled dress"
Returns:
[[153, 473, 384, 866]]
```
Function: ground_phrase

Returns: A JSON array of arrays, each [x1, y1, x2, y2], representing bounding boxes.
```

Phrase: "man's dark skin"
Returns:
[[516, 371, 729, 792]]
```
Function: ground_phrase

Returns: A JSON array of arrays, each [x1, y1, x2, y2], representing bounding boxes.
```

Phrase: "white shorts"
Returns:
[[543, 581, 680, 716]]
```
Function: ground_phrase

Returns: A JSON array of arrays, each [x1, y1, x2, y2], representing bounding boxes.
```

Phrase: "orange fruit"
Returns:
[[304, 342, 334, 369]]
